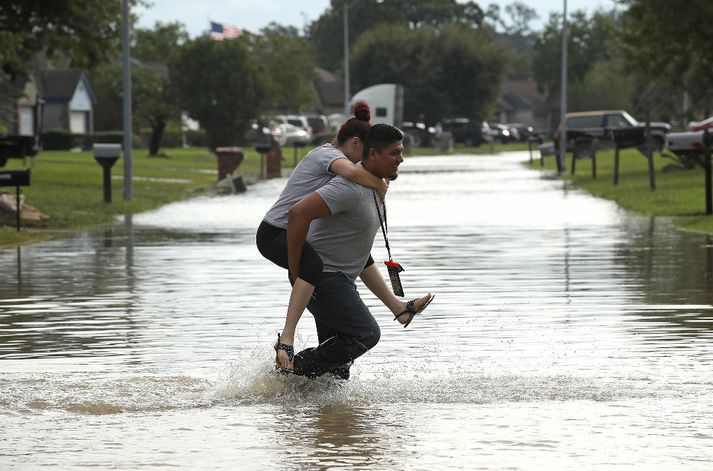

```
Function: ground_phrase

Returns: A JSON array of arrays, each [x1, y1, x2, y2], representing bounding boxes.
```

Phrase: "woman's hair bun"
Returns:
[[353, 100, 371, 122]]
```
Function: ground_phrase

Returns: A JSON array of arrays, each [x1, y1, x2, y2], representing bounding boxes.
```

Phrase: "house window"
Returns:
[[375, 107, 387, 117]]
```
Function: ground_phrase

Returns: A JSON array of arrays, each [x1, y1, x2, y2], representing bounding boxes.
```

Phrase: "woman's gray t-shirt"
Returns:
[[263, 143, 347, 229]]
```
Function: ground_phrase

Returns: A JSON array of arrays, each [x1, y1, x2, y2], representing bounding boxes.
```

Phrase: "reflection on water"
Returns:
[[2, 152, 713, 469]]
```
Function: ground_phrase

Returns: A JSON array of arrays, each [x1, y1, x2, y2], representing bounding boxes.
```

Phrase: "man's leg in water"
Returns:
[[293, 272, 380, 378]]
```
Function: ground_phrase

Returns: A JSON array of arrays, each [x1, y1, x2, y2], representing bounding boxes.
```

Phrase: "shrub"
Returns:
[[41, 129, 76, 150]]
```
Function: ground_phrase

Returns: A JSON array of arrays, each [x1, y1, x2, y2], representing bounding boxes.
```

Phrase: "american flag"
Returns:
[[210, 21, 242, 40]]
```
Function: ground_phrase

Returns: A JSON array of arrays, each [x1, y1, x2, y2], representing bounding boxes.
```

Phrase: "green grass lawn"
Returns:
[[0, 146, 282, 246], [528, 147, 713, 233], [0, 141, 537, 247]]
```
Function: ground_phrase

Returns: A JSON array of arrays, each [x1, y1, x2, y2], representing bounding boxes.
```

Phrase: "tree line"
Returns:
[[1, 0, 712, 153]]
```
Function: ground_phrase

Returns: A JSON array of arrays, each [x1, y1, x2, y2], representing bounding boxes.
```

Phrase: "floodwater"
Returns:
[[2, 152, 713, 469]]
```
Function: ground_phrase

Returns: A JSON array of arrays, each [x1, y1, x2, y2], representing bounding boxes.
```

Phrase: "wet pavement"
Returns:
[[2, 152, 713, 469]]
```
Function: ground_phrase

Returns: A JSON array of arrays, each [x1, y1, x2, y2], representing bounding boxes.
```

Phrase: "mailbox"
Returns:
[[0, 169, 31, 231], [0, 170, 31, 187], [610, 127, 647, 148], [92, 144, 122, 203]]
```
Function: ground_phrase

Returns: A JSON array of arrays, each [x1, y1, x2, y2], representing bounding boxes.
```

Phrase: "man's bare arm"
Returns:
[[287, 192, 331, 280]]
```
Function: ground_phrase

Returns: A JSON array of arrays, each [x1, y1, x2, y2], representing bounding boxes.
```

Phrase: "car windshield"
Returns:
[[605, 112, 636, 128]]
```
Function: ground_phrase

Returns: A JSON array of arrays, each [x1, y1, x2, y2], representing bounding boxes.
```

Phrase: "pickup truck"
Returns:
[[554, 110, 671, 153], [665, 116, 713, 168]]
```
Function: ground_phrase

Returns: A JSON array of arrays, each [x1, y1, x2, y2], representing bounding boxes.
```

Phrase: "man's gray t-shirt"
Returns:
[[263, 143, 346, 229], [310, 171, 382, 280]]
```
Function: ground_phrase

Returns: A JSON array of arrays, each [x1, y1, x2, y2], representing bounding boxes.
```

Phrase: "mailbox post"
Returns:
[[93, 144, 122, 203], [292, 141, 307, 167]]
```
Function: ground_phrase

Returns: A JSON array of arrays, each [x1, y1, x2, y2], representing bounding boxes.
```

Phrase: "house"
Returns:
[[496, 78, 551, 134], [311, 67, 345, 116], [41, 69, 97, 135]]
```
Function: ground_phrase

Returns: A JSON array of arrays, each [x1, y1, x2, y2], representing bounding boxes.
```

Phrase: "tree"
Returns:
[[0, 0, 139, 72], [90, 21, 185, 156], [484, 2, 539, 78], [308, 0, 484, 72], [569, 60, 635, 112], [532, 10, 618, 97], [254, 24, 316, 112], [503, 2, 538, 36], [0, 0, 141, 131], [132, 22, 186, 155], [350, 23, 508, 123], [133, 65, 180, 156], [133, 21, 189, 63], [170, 36, 271, 149], [620, 0, 713, 118]]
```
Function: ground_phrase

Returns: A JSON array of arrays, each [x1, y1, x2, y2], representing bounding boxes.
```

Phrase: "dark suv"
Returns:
[[442, 118, 486, 147]]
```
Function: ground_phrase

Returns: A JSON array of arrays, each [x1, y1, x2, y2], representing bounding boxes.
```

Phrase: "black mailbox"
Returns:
[[611, 127, 647, 148], [92, 144, 122, 203], [0, 170, 31, 187], [0, 169, 31, 231], [0, 136, 37, 167]]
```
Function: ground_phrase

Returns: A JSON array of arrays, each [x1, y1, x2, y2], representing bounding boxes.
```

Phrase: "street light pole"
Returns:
[[344, 2, 351, 115], [558, 0, 568, 174], [121, 0, 133, 200], [343, 0, 383, 115]]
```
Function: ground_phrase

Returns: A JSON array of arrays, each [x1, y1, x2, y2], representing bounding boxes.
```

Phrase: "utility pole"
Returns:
[[122, 0, 133, 200], [557, 0, 568, 175]]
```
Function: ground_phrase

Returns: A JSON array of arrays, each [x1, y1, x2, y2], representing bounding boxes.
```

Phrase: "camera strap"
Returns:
[[372, 190, 405, 296]]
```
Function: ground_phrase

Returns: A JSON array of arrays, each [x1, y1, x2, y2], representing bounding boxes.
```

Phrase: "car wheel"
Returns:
[[464, 137, 474, 147]]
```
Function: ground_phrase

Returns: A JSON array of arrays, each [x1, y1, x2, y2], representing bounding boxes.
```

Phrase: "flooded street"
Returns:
[[2, 152, 713, 469]]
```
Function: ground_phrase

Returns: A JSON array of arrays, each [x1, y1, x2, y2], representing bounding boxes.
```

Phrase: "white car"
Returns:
[[275, 123, 311, 147], [276, 115, 312, 134]]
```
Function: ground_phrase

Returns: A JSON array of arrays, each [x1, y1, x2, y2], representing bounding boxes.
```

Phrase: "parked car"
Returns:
[[489, 123, 519, 143], [506, 123, 535, 142], [554, 110, 671, 152], [277, 115, 312, 134], [274, 123, 311, 147], [442, 118, 486, 147], [400, 121, 436, 147], [246, 119, 280, 146], [305, 114, 329, 135], [666, 116, 713, 168]]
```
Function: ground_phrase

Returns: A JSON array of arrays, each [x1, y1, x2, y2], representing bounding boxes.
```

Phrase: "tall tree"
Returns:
[[0, 0, 140, 72], [532, 10, 618, 97], [254, 24, 316, 112], [90, 21, 185, 155], [170, 35, 270, 149], [0, 0, 142, 131], [133, 21, 189, 63], [132, 22, 186, 155], [308, 0, 484, 72], [620, 0, 713, 117], [350, 23, 507, 123]]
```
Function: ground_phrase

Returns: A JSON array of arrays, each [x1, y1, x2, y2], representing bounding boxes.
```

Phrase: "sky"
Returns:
[[136, 0, 619, 38]]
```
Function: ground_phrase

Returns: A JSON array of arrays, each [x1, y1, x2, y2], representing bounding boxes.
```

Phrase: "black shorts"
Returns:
[[256, 220, 323, 286]]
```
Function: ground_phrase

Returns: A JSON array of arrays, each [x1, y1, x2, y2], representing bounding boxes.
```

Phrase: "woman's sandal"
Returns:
[[274, 333, 294, 373], [394, 294, 435, 328]]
